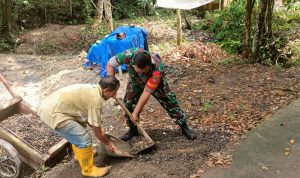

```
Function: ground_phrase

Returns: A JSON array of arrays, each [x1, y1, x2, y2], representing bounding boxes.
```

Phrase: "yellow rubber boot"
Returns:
[[72, 144, 78, 161], [73, 145, 110, 177]]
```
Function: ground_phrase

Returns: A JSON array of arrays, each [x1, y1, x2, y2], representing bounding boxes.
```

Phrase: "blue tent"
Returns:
[[86, 25, 148, 77]]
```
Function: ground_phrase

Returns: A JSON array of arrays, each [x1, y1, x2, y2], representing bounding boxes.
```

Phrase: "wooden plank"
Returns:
[[46, 139, 70, 167], [0, 98, 21, 121], [0, 127, 47, 170], [48, 139, 69, 155]]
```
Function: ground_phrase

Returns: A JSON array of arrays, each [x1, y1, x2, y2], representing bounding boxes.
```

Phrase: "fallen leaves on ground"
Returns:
[[290, 139, 296, 144], [205, 152, 233, 168], [284, 147, 290, 156], [142, 42, 299, 175], [159, 54, 300, 143]]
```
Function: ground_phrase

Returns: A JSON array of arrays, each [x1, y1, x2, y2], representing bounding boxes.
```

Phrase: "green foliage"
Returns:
[[273, 10, 300, 31], [260, 9, 300, 67], [35, 42, 56, 54], [219, 40, 242, 54], [150, 9, 176, 21], [137, 0, 149, 8], [0, 39, 10, 51], [290, 39, 300, 60], [13, 0, 92, 28], [204, 0, 246, 54], [97, 26, 109, 38], [192, 21, 204, 31], [284, 0, 300, 10], [260, 33, 287, 65], [202, 100, 212, 112], [112, 0, 144, 19], [260, 35, 300, 68], [112, 0, 156, 19], [112, 1, 138, 19], [216, 57, 245, 66]]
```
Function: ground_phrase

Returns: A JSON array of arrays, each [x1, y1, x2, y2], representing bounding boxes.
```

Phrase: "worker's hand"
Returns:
[[131, 112, 139, 124], [105, 142, 116, 153]]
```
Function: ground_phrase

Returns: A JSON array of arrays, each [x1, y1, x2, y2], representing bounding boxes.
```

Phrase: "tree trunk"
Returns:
[[183, 12, 192, 30], [266, 0, 274, 36], [176, 9, 182, 46], [0, 1, 3, 31], [252, 0, 268, 62], [70, 0, 73, 17], [104, 0, 113, 32], [2, 0, 13, 33], [242, 0, 255, 60], [91, 0, 104, 30], [219, 0, 224, 10], [96, 0, 104, 22], [44, 1, 47, 24], [145, 1, 154, 15]]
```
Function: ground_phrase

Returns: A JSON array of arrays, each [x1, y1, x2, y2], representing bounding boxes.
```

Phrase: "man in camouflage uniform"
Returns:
[[107, 48, 196, 141]]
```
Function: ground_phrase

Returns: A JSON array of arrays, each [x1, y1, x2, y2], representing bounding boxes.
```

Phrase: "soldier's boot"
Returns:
[[120, 125, 139, 142], [180, 122, 196, 140]]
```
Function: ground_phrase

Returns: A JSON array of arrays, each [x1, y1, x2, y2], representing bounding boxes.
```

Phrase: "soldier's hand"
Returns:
[[131, 112, 139, 124]]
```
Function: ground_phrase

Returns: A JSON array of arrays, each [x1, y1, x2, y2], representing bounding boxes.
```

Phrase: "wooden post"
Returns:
[[176, 9, 182, 46]]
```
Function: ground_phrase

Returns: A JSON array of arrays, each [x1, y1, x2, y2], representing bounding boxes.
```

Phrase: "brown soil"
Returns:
[[0, 20, 298, 178], [15, 24, 88, 55], [1, 114, 62, 154], [129, 136, 154, 155], [1, 53, 298, 177], [41, 128, 230, 178]]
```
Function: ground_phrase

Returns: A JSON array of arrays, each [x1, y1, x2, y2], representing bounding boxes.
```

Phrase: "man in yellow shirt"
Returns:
[[38, 77, 120, 177]]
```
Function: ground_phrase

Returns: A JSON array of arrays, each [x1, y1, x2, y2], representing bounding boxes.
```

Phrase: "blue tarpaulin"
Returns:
[[86, 26, 148, 77]]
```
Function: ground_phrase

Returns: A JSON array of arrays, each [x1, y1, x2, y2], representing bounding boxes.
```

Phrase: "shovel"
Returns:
[[115, 98, 155, 154], [99, 134, 133, 158]]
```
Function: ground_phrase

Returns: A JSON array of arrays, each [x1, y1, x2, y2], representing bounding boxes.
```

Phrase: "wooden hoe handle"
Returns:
[[115, 98, 153, 143], [0, 72, 17, 97]]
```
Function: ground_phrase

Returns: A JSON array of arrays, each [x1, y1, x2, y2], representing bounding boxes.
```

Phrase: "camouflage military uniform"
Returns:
[[114, 48, 187, 128]]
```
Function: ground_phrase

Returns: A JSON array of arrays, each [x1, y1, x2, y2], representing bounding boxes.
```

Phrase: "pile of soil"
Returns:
[[15, 24, 89, 55], [1, 114, 63, 154], [129, 136, 154, 155]]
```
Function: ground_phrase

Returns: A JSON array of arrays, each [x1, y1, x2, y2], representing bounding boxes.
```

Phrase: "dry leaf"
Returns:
[[196, 169, 205, 174], [290, 139, 296, 144], [207, 161, 214, 167], [261, 165, 269, 171], [215, 160, 224, 165], [284, 147, 290, 152], [284, 151, 290, 156]]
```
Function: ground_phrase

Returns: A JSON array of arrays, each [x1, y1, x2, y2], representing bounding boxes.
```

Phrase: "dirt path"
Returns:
[[1, 52, 299, 178], [0, 53, 231, 178], [0, 54, 99, 108]]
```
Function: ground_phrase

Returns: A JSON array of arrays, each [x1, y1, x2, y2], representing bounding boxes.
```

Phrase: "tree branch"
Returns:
[[90, 0, 100, 12]]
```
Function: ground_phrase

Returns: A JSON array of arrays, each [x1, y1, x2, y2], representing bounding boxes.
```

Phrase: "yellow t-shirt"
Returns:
[[38, 84, 103, 129]]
